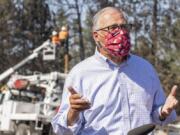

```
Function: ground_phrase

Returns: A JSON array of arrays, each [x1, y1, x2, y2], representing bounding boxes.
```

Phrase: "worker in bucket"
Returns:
[[52, 7, 178, 135], [59, 26, 68, 46], [51, 30, 60, 45]]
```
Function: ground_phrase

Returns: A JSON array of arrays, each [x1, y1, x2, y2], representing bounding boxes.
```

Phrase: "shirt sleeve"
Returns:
[[151, 69, 177, 125], [51, 71, 84, 135]]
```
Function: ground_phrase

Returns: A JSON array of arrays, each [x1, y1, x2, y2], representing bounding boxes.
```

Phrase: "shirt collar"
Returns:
[[95, 48, 108, 62], [94, 47, 131, 68]]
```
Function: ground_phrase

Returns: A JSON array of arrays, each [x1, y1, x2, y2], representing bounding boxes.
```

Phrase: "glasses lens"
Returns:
[[109, 25, 119, 32], [119, 24, 131, 31], [96, 24, 132, 32], [109, 24, 132, 32]]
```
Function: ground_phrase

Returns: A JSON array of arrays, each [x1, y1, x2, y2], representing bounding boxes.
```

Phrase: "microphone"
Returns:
[[128, 124, 155, 135]]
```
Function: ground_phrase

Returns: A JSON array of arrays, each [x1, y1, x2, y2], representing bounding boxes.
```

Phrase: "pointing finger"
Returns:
[[68, 86, 78, 95]]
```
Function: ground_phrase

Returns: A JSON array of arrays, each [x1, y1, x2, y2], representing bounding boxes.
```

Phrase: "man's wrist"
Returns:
[[67, 109, 80, 126], [159, 106, 166, 121]]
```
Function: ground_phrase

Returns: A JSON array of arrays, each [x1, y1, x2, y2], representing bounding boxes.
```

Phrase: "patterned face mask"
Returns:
[[104, 29, 131, 57]]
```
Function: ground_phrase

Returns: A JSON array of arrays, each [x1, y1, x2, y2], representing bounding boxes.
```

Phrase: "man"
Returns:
[[52, 7, 178, 135]]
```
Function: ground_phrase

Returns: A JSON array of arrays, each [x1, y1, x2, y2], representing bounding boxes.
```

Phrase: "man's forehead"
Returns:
[[97, 10, 126, 27], [102, 9, 124, 18]]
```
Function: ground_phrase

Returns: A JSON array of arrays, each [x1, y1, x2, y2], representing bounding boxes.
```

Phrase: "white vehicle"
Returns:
[[0, 72, 66, 135], [0, 40, 66, 135]]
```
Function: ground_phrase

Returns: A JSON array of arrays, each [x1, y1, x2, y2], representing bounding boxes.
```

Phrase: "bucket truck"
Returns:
[[0, 40, 66, 135]]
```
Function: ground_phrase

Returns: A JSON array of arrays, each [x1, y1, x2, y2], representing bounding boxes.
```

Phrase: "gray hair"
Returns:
[[92, 7, 124, 31]]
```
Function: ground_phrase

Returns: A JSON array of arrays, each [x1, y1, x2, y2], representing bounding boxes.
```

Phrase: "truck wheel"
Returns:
[[15, 123, 31, 135], [42, 124, 56, 135]]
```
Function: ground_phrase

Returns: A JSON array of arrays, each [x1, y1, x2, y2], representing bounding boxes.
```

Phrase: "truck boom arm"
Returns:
[[0, 40, 50, 82]]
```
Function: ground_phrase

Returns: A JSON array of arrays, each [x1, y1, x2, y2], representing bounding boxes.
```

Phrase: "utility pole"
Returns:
[[64, 36, 69, 73], [59, 26, 69, 73]]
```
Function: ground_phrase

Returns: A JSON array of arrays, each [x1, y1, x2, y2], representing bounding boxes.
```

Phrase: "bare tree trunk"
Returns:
[[75, 0, 85, 60], [152, 0, 158, 65]]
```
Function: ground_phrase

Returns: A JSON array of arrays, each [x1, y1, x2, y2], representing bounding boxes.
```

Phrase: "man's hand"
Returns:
[[67, 87, 91, 126], [160, 85, 179, 120]]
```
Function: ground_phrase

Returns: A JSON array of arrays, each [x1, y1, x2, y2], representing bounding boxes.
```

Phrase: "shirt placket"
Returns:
[[119, 72, 131, 132]]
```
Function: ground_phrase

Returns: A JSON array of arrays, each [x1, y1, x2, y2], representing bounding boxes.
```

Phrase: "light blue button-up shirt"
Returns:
[[52, 50, 176, 135]]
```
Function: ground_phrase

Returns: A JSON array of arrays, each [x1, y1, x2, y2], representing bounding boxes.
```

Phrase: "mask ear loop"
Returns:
[[97, 41, 112, 54], [96, 41, 102, 49]]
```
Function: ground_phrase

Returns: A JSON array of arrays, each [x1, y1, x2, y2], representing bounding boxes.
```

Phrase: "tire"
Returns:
[[15, 123, 31, 135], [42, 124, 56, 135]]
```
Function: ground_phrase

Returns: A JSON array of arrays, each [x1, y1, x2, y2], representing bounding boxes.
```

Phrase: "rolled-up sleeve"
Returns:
[[51, 71, 84, 135], [151, 69, 177, 125]]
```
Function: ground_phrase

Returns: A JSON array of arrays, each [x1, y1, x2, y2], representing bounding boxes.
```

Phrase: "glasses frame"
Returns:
[[96, 23, 132, 32]]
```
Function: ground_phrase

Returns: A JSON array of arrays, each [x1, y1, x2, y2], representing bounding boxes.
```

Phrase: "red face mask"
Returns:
[[104, 29, 131, 57]]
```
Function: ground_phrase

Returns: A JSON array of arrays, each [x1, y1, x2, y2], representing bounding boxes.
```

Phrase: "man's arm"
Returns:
[[67, 87, 91, 126], [159, 85, 178, 121], [51, 73, 91, 135], [151, 71, 178, 125]]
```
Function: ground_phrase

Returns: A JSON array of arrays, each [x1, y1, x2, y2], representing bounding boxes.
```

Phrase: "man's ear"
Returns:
[[93, 31, 99, 41]]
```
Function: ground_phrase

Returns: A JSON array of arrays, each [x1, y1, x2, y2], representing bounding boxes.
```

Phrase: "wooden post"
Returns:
[[64, 54, 69, 73]]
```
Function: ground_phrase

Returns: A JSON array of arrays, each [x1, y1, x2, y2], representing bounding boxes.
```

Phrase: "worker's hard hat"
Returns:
[[61, 26, 67, 31], [52, 31, 58, 36]]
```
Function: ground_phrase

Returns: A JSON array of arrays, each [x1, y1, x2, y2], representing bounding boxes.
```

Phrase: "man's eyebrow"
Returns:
[[104, 23, 118, 28], [108, 23, 127, 27], [109, 23, 119, 26]]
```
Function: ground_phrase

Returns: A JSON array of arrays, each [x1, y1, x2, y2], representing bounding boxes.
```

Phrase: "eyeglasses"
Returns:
[[96, 24, 132, 32]]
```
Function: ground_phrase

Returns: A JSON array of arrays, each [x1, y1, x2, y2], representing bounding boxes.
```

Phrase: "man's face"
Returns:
[[93, 10, 127, 47]]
